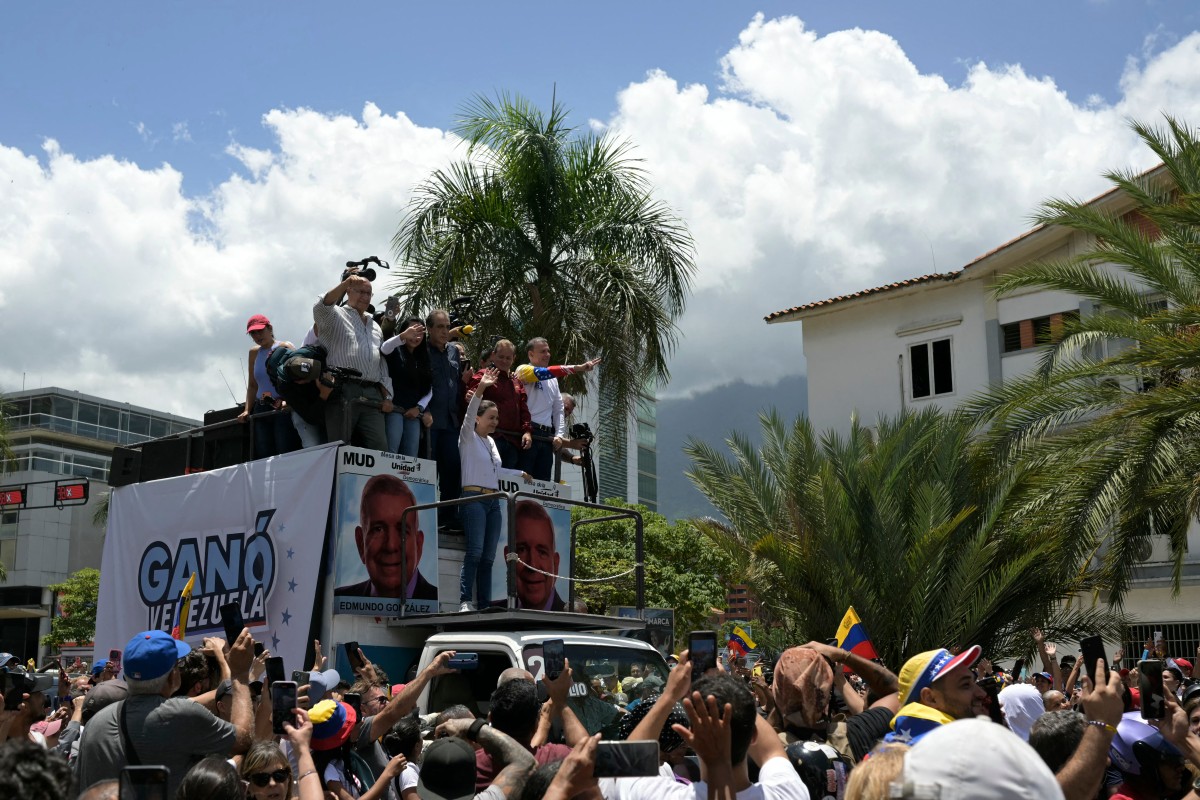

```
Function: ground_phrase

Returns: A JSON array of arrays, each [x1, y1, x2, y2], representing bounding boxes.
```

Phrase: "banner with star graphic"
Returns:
[[94, 443, 338, 672]]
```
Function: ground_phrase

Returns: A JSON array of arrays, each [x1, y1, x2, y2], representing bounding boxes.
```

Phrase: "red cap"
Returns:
[[1176, 658, 1193, 672], [246, 314, 270, 333], [1119, 668, 1131, 677]]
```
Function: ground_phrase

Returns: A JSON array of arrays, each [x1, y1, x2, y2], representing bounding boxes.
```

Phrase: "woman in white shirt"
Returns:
[[459, 368, 530, 612]]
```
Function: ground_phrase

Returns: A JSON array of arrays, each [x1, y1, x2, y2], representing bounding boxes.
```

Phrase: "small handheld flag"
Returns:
[[171, 572, 197, 640], [834, 606, 878, 670], [728, 625, 757, 658]]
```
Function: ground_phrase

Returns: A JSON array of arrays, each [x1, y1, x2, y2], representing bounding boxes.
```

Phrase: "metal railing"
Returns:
[[398, 491, 646, 619]]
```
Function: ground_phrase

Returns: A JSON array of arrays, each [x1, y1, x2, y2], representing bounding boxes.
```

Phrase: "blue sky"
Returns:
[[5, 2, 1197, 195], [4, 2, 1200, 421]]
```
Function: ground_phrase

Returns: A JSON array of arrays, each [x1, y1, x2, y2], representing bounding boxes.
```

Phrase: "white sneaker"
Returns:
[[458, 602, 477, 613]]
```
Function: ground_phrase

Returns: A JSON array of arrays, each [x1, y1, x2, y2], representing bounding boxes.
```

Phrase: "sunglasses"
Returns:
[[248, 770, 290, 787]]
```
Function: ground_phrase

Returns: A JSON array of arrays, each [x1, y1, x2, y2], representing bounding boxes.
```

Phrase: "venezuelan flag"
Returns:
[[171, 572, 197, 640], [834, 606, 878, 664], [728, 625, 756, 657]]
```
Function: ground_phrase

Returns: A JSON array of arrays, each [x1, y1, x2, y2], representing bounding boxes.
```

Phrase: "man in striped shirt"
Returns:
[[314, 271, 389, 451]]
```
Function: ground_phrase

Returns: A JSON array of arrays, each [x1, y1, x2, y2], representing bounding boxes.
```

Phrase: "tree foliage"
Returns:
[[43, 568, 100, 648], [965, 115, 1200, 597], [390, 92, 695, 427], [685, 408, 1127, 668], [572, 502, 736, 648]]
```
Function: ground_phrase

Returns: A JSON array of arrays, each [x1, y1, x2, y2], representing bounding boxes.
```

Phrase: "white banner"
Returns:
[[95, 444, 338, 672]]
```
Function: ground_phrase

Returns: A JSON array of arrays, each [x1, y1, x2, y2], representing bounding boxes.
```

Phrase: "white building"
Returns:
[[1, 387, 198, 660], [765, 168, 1200, 655]]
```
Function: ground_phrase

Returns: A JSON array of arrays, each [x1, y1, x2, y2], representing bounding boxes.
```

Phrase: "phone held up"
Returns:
[[270, 681, 298, 735], [119, 765, 169, 800], [542, 639, 566, 681], [689, 631, 718, 682], [1139, 660, 1166, 720]]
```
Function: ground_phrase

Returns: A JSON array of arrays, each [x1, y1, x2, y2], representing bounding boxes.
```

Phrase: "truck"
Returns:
[[95, 438, 664, 727]]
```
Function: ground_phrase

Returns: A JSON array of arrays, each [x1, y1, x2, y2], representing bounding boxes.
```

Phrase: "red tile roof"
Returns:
[[764, 271, 963, 322], [765, 163, 1168, 324]]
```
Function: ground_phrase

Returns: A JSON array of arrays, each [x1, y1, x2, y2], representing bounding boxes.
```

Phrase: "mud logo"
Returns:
[[137, 510, 277, 634]]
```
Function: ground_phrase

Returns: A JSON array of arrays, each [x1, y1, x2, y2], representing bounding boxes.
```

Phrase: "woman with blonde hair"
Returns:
[[845, 742, 910, 800]]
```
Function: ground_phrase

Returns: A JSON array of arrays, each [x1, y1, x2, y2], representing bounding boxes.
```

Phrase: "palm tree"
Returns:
[[965, 115, 1200, 597], [685, 408, 1126, 667], [391, 92, 695, 426]]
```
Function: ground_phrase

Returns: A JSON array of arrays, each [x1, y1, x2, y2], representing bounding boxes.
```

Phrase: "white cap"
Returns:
[[899, 717, 1064, 799]]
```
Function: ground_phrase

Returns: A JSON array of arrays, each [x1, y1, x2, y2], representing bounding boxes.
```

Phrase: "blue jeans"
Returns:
[[385, 412, 421, 457], [252, 400, 301, 458], [459, 490, 501, 604]]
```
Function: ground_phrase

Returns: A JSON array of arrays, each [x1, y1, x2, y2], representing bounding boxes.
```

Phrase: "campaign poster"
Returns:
[[610, 606, 675, 658], [488, 478, 572, 610], [331, 446, 440, 616], [97, 444, 337, 672]]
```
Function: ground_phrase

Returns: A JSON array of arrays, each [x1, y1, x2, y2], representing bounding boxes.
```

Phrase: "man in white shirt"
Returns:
[[545, 672, 810, 800], [519, 338, 566, 480], [313, 270, 389, 450]]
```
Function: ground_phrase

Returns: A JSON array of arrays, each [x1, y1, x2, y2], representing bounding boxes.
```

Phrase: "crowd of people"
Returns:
[[5, 624, 1200, 799], [237, 270, 599, 611], [238, 270, 598, 481]]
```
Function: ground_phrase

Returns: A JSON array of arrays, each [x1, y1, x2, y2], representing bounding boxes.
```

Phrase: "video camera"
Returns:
[[320, 365, 362, 389], [570, 422, 594, 444], [342, 256, 390, 282], [448, 295, 477, 338]]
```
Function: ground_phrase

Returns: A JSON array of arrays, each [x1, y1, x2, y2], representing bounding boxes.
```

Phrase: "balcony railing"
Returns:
[[7, 413, 158, 446]]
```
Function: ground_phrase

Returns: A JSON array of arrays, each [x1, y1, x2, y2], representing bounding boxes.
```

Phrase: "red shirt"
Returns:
[[466, 369, 532, 447], [475, 742, 571, 790]]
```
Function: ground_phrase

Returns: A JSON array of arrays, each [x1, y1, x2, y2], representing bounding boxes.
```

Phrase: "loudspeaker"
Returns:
[[203, 406, 250, 470], [140, 437, 201, 482], [108, 447, 142, 488]]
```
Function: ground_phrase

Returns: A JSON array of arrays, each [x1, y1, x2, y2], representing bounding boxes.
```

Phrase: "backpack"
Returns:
[[344, 747, 378, 794], [266, 344, 329, 428]]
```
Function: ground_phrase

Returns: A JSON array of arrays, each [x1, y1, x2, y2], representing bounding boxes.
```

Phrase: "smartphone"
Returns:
[[345, 692, 361, 716], [253, 642, 264, 658], [292, 670, 309, 686], [447, 653, 479, 670], [344, 641, 365, 672], [1013, 658, 1025, 679], [264, 656, 285, 687], [219, 601, 245, 644], [1080, 635, 1109, 687], [270, 681, 298, 735], [689, 631, 717, 681], [542, 639, 566, 681], [593, 740, 661, 778], [118, 765, 170, 800], [108, 649, 123, 671], [1139, 659, 1166, 720]]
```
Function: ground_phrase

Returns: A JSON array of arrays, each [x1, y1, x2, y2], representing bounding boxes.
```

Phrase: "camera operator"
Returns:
[[313, 269, 390, 451], [515, 338, 600, 481], [555, 394, 588, 467]]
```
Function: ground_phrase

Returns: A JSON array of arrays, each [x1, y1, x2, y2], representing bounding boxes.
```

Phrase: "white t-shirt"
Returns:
[[693, 757, 810, 800], [598, 758, 808, 800], [324, 759, 360, 798], [399, 762, 420, 793]]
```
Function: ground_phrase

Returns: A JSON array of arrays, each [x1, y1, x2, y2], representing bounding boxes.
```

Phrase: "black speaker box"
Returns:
[[108, 447, 142, 488], [140, 437, 202, 482], [203, 406, 250, 470]]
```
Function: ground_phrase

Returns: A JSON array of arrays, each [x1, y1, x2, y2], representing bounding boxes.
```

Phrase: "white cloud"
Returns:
[[172, 122, 192, 143], [4, 16, 1200, 417], [0, 104, 461, 418], [601, 15, 1200, 397]]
